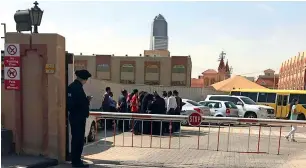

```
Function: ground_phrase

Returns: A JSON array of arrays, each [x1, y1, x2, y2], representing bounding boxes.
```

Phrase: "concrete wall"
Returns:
[[83, 78, 225, 109], [2, 33, 66, 161]]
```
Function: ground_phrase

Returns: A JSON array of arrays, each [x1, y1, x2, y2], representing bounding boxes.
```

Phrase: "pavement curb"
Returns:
[[25, 159, 59, 168]]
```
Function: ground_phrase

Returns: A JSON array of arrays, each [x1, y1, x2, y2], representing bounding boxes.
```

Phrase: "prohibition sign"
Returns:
[[7, 68, 17, 78], [7, 45, 17, 55]]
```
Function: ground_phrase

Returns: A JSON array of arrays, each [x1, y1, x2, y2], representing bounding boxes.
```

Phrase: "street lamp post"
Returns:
[[29, 1, 44, 33]]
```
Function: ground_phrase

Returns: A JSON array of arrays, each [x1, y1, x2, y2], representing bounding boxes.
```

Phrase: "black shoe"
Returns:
[[72, 163, 89, 167]]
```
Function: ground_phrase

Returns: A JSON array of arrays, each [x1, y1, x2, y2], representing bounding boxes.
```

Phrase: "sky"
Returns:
[[1, 0, 306, 78]]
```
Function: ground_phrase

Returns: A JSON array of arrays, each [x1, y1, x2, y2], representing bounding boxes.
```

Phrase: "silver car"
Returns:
[[181, 99, 210, 125], [198, 100, 239, 117]]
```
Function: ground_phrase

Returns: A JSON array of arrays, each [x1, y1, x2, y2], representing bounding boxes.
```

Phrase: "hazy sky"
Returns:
[[1, 1, 306, 78]]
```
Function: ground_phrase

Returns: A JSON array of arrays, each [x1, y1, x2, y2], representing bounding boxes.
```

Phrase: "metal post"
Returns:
[[197, 126, 200, 150], [160, 121, 162, 149], [179, 121, 181, 149], [227, 124, 231, 152], [247, 125, 251, 152], [141, 120, 144, 148], [169, 120, 172, 149], [257, 125, 262, 153], [267, 126, 271, 154], [104, 119, 107, 146], [217, 123, 221, 151], [122, 120, 125, 147], [132, 119, 134, 147], [207, 122, 210, 150], [150, 121, 153, 148], [95, 118, 98, 141], [1, 23, 6, 39], [277, 126, 282, 155], [113, 119, 116, 147]]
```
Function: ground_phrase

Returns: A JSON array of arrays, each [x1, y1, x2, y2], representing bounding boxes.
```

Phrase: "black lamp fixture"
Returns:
[[29, 1, 43, 33]]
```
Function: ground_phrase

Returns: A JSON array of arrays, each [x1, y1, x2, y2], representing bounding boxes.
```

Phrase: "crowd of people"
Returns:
[[67, 69, 183, 167], [100, 87, 183, 135]]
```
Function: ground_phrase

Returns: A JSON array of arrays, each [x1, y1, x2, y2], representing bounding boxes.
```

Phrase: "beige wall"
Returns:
[[2, 33, 66, 161], [74, 55, 191, 87], [84, 78, 225, 109], [144, 50, 170, 57]]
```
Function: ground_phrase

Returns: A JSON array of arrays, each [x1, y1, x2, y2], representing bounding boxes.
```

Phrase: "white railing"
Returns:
[[90, 111, 306, 126], [89, 111, 306, 155]]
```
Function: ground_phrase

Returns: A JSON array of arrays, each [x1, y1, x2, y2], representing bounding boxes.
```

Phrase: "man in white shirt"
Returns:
[[162, 91, 168, 111], [166, 91, 177, 134], [167, 91, 177, 114]]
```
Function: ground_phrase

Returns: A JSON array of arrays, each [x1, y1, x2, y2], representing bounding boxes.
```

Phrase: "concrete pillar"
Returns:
[[2, 33, 66, 161]]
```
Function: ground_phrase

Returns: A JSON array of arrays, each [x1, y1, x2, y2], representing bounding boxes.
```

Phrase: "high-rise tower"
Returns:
[[150, 14, 168, 50]]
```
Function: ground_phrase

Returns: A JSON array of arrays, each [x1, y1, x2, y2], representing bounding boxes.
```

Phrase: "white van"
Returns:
[[205, 95, 275, 119]]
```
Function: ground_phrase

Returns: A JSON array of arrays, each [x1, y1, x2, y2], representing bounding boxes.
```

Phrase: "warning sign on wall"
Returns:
[[4, 44, 21, 90]]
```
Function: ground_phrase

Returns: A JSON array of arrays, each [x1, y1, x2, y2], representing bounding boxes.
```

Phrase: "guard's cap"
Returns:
[[75, 70, 92, 80]]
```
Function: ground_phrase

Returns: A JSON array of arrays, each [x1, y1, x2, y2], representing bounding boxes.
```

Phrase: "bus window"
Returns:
[[258, 93, 267, 102], [267, 93, 276, 103], [290, 94, 306, 104], [231, 91, 241, 96], [241, 92, 258, 101]]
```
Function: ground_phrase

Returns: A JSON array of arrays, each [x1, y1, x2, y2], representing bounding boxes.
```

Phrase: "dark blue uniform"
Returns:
[[67, 79, 90, 165]]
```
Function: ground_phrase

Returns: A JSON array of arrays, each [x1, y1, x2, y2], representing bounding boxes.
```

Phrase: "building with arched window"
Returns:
[[191, 51, 232, 88], [73, 51, 192, 87], [278, 52, 306, 90]]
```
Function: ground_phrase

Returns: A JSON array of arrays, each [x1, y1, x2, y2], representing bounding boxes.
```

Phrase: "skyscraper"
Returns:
[[150, 14, 168, 50]]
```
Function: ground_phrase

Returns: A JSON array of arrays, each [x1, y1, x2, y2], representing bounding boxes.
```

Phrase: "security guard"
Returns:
[[68, 70, 92, 167]]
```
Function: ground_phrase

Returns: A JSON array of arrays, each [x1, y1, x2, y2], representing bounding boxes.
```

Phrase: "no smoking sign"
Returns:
[[4, 44, 20, 56]]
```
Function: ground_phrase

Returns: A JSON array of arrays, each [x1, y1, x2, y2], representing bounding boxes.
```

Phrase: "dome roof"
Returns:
[[202, 69, 218, 74]]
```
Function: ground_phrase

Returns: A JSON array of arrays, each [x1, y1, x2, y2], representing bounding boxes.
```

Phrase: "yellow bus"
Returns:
[[230, 89, 306, 120]]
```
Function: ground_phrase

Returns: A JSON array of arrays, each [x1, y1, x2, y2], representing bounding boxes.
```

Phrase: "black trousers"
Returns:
[[164, 108, 175, 133], [69, 115, 86, 165], [173, 109, 181, 132]]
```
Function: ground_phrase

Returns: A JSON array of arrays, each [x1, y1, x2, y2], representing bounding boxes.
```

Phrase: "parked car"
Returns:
[[181, 99, 210, 125], [198, 100, 239, 117], [69, 114, 97, 143], [204, 95, 275, 119], [85, 115, 97, 142]]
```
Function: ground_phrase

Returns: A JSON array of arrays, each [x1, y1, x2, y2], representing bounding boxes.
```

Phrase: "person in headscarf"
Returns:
[[118, 89, 129, 132], [286, 98, 298, 120], [141, 93, 154, 134], [67, 70, 92, 167], [162, 91, 168, 112], [138, 91, 148, 112], [285, 98, 299, 142], [151, 91, 166, 135]]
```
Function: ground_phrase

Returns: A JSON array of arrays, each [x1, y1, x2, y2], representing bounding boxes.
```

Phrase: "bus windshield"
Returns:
[[240, 97, 257, 105]]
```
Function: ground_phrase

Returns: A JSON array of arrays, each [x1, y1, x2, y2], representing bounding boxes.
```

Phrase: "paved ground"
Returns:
[[53, 125, 306, 168]]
